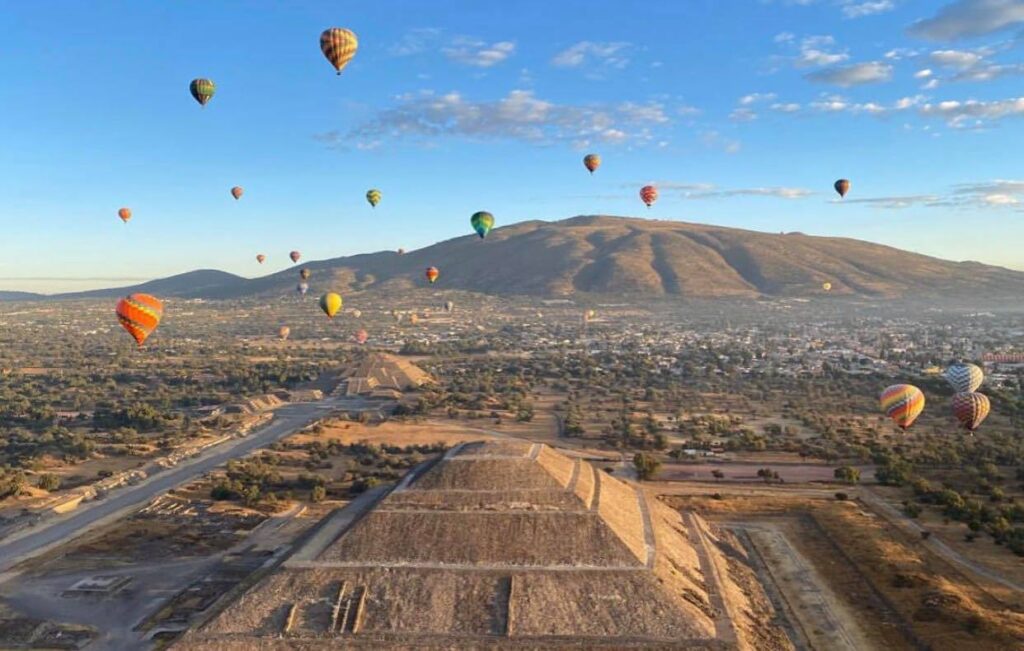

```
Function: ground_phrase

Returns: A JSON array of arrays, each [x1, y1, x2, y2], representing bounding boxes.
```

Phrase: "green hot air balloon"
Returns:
[[189, 78, 216, 107], [366, 189, 381, 208], [470, 211, 494, 239]]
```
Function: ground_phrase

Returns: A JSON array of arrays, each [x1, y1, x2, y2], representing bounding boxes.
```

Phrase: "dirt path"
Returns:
[[683, 512, 737, 645]]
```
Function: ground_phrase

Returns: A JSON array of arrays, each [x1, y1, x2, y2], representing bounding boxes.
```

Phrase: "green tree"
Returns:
[[633, 453, 661, 481]]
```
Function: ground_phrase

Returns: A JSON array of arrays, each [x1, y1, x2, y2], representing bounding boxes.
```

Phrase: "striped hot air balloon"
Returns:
[[231, 186, 244, 200], [319, 292, 342, 318], [189, 78, 216, 107], [640, 185, 658, 208], [879, 384, 925, 430], [320, 28, 358, 75], [944, 363, 983, 394], [116, 294, 163, 346], [834, 179, 850, 198], [470, 211, 494, 239], [425, 266, 440, 284], [583, 153, 601, 174], [366, 189, 381, 208], [952, 392, 990, 432], [118, 207, 132, 224]]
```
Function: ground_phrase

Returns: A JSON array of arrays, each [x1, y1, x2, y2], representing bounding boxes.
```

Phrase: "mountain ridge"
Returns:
[[3, 216, 1022, 301]]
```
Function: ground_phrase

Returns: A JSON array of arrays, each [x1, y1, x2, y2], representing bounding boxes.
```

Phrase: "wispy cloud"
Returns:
[[318, 90, 673, 149], [699, 131, 742, 154], [443, 38, 516, 67], [621, 182, 813, 200], [908, 0, 1024, 41], [805, 61, 893, 86], [918, 97, 1024, 127], [793, 35, 850, 67], [833, 179, 1024, 209], [551, 41, 631, 72], [841, 1, 896, 18]]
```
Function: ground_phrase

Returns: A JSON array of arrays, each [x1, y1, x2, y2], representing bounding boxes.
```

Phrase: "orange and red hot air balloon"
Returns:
[[256, 254, 266, 264], [116, 294, 163, 346], [231, 186, 244, 200], [118, 208, 132, 224], [640, 185, 658, 208], [425, 266, 440, 284], [290, 251, 301, 264]]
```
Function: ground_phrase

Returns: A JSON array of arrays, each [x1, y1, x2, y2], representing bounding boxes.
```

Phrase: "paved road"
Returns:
[[0, 397, 373, 575]]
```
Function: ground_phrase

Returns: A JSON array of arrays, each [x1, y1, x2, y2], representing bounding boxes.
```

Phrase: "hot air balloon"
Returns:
[[116, 293, 163, 347], [299, 268, 311, 281], [366, 189, 381, 208], [397, 248, 406, 255], [952, 392, 990, 432], [879, 384, 925, 430], [278, 326, 291, 341], [356, 328, 368, 344], [944, 363, 984, 394], [118, 208, 132, 224], [350, 309, 362, 318], [320, 28, 358, 75], [425, 266, 439, 284], [189, 78, 215, 107], [470, 211, 495, 239], [256, 254, 266, 264], [319, 292, 342, 319], [444, 301, 454, 313], [290, 251, 301, 264], [584, 309, 596, 322], [409, 314, 419, 325], [640, 185, 658, 208], [297, 282, 309, 296], [834, 179, 850, 198], [583, 154, 601, 174], [231, 186, 244, 200], [822, 282, 832, 292]]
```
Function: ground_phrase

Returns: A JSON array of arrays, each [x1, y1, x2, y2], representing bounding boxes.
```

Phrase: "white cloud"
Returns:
[[730, 108, 759, 121], [771, 102, 802, 112], [930, 49, 986, 68], [739, 92, 778, 105], [842, 1, 896, 18], [918, 97, 1024, 126], [388, 28, 442, 56], [794, 35, 850, 67], [836, 181, 1024, 209], [908, 0, 1024, 41], [805, 61, 893, 86], [700, 131, 742, 154], [443, 38, 516, 67], [687, 186, 814, 199], [324, 90, 674, 148], [915, 68, 934, 78], [551, 41, 631, 70]]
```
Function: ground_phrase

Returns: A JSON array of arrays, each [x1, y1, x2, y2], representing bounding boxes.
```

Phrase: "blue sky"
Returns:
[[2, 0, 1024, 292]]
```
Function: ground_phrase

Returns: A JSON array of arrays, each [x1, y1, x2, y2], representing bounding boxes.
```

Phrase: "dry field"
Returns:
[[290, 419, 503, 448]]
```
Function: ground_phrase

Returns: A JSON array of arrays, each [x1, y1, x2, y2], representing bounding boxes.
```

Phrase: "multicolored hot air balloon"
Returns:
[[834, 179, 850, 198], [470, 211, 494, 239], [319, 292, 342, 319], [297, 282, 309, 296], [822, 282, 832, 292], [278, 326, 290, 341], [256, 254, 266, 264], [320, 28, 358, 75], [290, 251, 301, 263], [189, 78, 215, 107], [231, 186, 244, 200], [952, 392, 990, 432], [583, 153, 601, 174], [879, 384, 925, 430], [425, 266, 439, 284], [356, 328, 368, 344], [116, 294, 163, 347], [299, 268, 311, 281], [118, 208, 132, 224], [366, 189, 381, 208], [944, 363, 984, 394], [640, 185, 658, 208]]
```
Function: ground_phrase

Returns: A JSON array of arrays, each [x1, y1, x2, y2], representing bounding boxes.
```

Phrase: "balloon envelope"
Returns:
[[952, 392, 990, 431], [231, 186, 243, 200], [879, 384, 925, 430], [470, 211, 495, 239], [290, 251, 301, 263], [299, 268, 310, 280], [640, 185, 658, 207], [319, 292, 342, 318], [425, 266, 440, 284], [256, 254, 266, 264], [320, 28, 358, 75], [583, 154, 601, 174], [366, 189, 381, 208], [118, 207, 132, 224], [278, 326, 290, 340], [944, 363, 984, 394], [297, 282, 309, 295], [834, 179, 850, 198], [116, 293, 163, 346], [356, 328, 368, 344], [822, 282, 832, 292], [189, 78, 215, 107]]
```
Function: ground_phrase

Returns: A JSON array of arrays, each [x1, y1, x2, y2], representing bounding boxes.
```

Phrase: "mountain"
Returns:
[[11, 216, 1024, 301], [0, 290, 43, 302]]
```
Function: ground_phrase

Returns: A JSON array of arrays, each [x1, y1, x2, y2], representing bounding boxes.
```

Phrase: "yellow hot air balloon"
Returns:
[[320, 28, 358, 75], [319, 292, 342, 319], [366, 189, 381, 208], [822, 282, 832, 292], [278, 326, 290, 340]]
